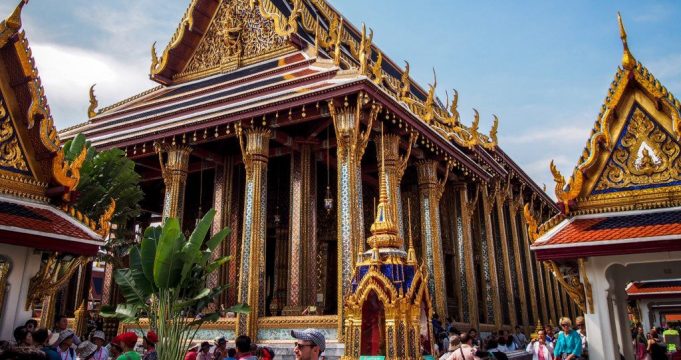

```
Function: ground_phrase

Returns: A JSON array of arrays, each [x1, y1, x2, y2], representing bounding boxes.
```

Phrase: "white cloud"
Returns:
[[501, 126, 590, 145], [31, 43, 155, 128]]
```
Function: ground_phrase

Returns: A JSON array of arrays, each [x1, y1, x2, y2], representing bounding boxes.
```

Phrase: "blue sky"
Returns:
[[3, 0, 680, 191]]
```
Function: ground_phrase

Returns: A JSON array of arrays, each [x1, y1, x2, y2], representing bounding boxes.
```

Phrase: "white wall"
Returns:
[[0, 244, 42, 340]]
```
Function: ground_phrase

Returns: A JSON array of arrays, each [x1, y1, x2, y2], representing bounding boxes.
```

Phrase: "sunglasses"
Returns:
[[561, 324, 570, 327], [294, 342, 316, 349]]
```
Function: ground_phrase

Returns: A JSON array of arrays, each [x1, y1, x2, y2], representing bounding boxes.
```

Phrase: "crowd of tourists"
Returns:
[[0, 316, 327, 360], [632, 323, 680, 360], [431, 314, 588, 360]]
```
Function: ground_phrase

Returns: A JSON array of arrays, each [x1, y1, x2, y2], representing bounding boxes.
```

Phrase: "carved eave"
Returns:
[[150, 0, 221, 84]]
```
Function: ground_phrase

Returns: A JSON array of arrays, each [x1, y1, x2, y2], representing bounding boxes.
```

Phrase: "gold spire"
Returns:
[[367, 122, 401, 249], [406, 198, 416, 265], [87, 84, 98, 119], [617, 12, 635, 70]]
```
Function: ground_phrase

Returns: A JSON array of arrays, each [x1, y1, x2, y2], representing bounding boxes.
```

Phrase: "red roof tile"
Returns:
[[627, 281, 681, 297], [535, 209, 681, 247]]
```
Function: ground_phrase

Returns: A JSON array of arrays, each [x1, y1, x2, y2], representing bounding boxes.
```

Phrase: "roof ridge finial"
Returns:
[[406, 198, 416, 265], [367, 121, 400, 250], [617, 12, 635, 70]]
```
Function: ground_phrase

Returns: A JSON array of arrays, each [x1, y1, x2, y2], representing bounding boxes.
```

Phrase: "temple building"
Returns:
[[0, 1, 114, 339], [39, 0, 582, 354], [529, 14, 681, 360]]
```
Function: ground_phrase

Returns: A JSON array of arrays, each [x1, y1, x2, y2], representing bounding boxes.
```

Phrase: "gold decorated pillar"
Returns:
[[328, 96, 378, 336], [209, 156, 236, 295], [493, 189, 518, 326], [286, 144, 315, 312], [459, 183, 480, 327], [374, 133, 413, 241], [416, 160, 449, 318], [234, 127, 271, 340], [481, 184, 502, 326], [155, 143, 192, 222], [512, 196, 539, 328]]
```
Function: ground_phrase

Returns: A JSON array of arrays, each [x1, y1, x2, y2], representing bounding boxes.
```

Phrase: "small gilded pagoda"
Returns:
[[343, 129, 433, 359]]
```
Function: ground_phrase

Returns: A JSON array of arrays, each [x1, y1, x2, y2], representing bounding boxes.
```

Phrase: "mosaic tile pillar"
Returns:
[[328, 96, 379, 338], [458, 183, 480, 327], [286, 144, 314, 311], [507, 199, 530, 328], [374, 133, 412, 242], [511, 199, 538, 329], [494, 192, 518, 326], [416, 160, 448, 318], [155, 143, 192, 223], [481, 185, 501, 326], [544, 263, 557, 324], [235, 127, 271, 340], [209, 156, 235, 293]]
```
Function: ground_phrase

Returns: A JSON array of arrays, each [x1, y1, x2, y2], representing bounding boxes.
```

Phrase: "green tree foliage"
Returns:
[[62, 133, 144, 263], [101, 210, 249, 360]]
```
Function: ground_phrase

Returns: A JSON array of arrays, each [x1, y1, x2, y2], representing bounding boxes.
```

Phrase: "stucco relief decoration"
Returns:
[[594, 107, 681, 193], [184, 0, 287, 75], [0, 99, 30, 174]]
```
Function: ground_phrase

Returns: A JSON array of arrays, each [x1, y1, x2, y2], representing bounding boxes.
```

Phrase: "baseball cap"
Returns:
[[290, 329, 326, 353]]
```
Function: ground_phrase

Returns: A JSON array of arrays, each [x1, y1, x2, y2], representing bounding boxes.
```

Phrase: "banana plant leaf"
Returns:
[[181, 209, 215, 283], [140, 226, 160, 284], [153, 218, 184, 289], [114, 268, 149, 306], [129, 247, 154, 295]]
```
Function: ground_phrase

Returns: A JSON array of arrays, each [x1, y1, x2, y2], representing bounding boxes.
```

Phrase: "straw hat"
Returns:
[[76, 341, 98, 359]]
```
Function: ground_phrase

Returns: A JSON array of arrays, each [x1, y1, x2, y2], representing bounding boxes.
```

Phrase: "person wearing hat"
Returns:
[[291, 329, 326, 360], [184, 343, 200, 360], [75, 341, 98, 360], [109, 336, 123, 360], [113, 332, 140, 360], [212, 337, 227, 360], [194, 341, 212, 360], [32, 329, 59, 360], [88, 331, 108, 360], [142, 331, 158, 360], [55, 330, 76, 360]]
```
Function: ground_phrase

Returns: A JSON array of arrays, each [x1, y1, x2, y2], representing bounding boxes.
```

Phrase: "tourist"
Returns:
[[32, 329, 58, 360], [439, 335, 461, 360], [553, 317, 582, 360], [526, 330, 554, 360], [55, 330, 76, 360], [75, 341, 98, 360], [109, 336, 123, 360], [53, 315, 81, 346], [24, 320, 38, 334], [233, 336, 256, 360], [184, 344, 200, 360], [502, 333, 517, 352], [433, 314, 445, 340], [196, 341, 212, 360], [544, 325, 555, 344], [225, 348, 237, 360], [513, 326, 528, 348], [212, 337, 227, 360], [467, 329, 480, 348], [142, 331, 158, 360], [12, 326, 32, 347], [484, 338, 509, 360], [0, 346, 47, 360], [88, 331, 107, 360], [114, 332, 140, 360], [574, 316, 587, 359], [291, 329, 325, 360], [633, 326, 647, 360], [646, 328, 667, 360], [445, 333, 480, 360]]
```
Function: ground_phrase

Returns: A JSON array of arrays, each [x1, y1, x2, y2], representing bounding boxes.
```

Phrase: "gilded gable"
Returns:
[[0, 97, 31, 176], [592, 105, 681, 195], [175, 1, 292, 82]]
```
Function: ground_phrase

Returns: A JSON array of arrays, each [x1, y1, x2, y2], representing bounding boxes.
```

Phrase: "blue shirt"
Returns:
[[553, 330, 582, 357]]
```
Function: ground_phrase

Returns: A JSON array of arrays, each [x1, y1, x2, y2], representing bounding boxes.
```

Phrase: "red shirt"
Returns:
[[184, 351, 198, 360]]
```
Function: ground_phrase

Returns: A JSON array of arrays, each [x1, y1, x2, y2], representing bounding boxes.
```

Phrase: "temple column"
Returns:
[[553, 273, 564, 318], [493, 189, 517, 326], [544, 264, 557, 323], [506, 200, 529, 327], [459, 183, 480, 327], [234, 127, 271, 340], [535, 258, 549, 325], [328, 97, 378, 336], [514, 199, 540, 328], [155, 143, 192, 222], [209, 156, 236, 299], [416, 160, 449, 318], [285, 144, 315, 313], [481, 185, 502, 326], [374, 133, 413, 241]]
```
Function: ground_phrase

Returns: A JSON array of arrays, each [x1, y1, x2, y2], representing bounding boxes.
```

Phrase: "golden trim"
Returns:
[[0, 0, 25, 48], [251, 0, 302, 38], [87, 84, 98, 119], [257, 315, 337, 329]]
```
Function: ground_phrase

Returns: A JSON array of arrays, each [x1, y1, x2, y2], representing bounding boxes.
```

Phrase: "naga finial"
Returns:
[[371, 51, 383, 85], [489, 114, 499, 144], [617, 12, 635, 70], [550, 160, 583, 214], [0, 0, 27, 48], [400, 61, 410, 100], [87, 84, 98, 119], [150, 41, 159, 73], [333, 18, 343, 66]]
